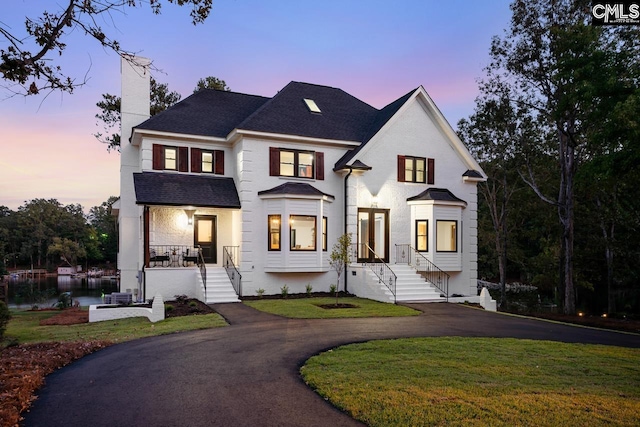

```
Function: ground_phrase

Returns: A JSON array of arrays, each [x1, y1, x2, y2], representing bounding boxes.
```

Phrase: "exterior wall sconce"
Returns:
[[184, 208, 196, 225], [371, 195, 379, 208]]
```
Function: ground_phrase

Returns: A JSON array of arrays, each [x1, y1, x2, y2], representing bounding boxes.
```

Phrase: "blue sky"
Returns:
[[0, 0, 513, 211]]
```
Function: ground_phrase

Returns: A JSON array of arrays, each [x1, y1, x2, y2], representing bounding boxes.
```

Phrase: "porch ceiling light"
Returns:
[[184, 208, 196, 225]]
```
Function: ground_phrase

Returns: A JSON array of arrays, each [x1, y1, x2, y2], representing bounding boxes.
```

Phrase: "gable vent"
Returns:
[[303, 98, 321, 113]]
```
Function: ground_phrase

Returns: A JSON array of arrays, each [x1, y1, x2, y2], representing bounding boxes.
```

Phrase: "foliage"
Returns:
[[14, 282, 57, 308], [55, 293, 72, 309], [0, 0, 213, 96], [95, 76, 229, 151], [48, 237, 86, 267], [0, 197, 118, 270], [0, 302, 10, 340], [301, 337, 640, 426], [194, 76, 230, 93], [256, 288, 265, 298], [173, 294, 189, 304], [87, 196, 119, 264], [329, 233, 352, 305], [467, 0, 640, 314], [280, 284, 289, 299], [94, 78, 182, 151], [305, 283, 313, 297], [244, 298, 420, 319]]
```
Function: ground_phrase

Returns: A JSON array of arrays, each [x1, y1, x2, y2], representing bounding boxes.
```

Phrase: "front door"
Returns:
[[195, 215, 216, 264], [357, 208, 389, 263]]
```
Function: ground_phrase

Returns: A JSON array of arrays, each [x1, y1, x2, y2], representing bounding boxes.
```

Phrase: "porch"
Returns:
[[143, 244, 241, 304]]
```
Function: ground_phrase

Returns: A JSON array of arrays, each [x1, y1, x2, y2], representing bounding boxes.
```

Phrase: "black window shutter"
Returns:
[[269, 147, 279, 176], [152, 144, 164, 170], [315, 152, 324, 180], [397, 155, 405, 182], [427, 158, 435, 184], [214, 150, 225, 175]]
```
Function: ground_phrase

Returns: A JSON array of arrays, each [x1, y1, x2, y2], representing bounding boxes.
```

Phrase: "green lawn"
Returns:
[[5, 309, 227, 345], [244, 297, 420, 318], [301, 337, 640, 427]]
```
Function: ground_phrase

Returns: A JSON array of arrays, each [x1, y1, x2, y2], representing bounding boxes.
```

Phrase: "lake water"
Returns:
[[4, 275, 119, 308]]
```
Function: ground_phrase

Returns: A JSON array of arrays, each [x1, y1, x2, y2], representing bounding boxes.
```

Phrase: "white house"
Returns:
[[116, 57, 486, 304]]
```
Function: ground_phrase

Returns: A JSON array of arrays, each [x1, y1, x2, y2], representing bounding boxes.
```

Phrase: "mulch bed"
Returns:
[[516, 312, 640, 334], [0, 341, 110, 427]]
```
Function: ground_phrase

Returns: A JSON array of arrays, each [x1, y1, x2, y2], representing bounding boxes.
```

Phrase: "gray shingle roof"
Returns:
[[407, 188, 466, 205], [257, 182, 335, 200], [133, 172, 241, 208], [462, 169, 483, 178], [238, 82, 378, 142], [135, 89, 269, 138], [134, 82, 420, 171]]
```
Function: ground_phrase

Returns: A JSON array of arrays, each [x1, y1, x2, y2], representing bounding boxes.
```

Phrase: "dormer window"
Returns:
[[303, 98, 321, 113]]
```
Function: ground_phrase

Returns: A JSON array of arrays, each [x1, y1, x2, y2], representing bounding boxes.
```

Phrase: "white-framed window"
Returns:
[[290, 215, 316, 251], [268, 215, 281, 251], [416, 220, 428, 252], [436, 220, 457, 252]]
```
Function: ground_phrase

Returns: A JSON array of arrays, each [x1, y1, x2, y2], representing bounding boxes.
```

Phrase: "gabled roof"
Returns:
[[133, 172, 241, 208], [257, 182, 335, 200], [135, 89, 269, 138], [334, 88, 417, 170], [132, 82, 485, 179], [238, 82, 378, 142], [407, 188, 467, 205]]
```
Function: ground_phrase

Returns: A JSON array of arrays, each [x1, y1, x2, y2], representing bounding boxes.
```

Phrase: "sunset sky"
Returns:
[[0, 0, 512, 212]]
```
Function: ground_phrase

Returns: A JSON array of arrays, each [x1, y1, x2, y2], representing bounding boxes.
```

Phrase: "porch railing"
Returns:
[[354, 243, 397, 303], [395, 244, 449, 301], [223, 246, 241, 296], [197, 247, 207, 301], [148, 245, 202, 268]]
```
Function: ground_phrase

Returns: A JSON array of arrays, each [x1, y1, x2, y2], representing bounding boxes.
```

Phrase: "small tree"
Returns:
[[329, 233, 352, 306]]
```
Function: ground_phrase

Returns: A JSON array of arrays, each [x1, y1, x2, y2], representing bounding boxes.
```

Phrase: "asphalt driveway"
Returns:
[[23, 303, 640, 427]]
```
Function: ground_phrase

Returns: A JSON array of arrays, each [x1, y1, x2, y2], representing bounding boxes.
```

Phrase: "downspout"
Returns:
[[344, 166, 353, 293]]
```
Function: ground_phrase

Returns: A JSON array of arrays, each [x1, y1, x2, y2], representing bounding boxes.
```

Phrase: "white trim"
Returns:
[[264, 266, 330, 273], [407, 199, 467, 208], [131, 129, 227, 146], [258, 193, 334, 202]]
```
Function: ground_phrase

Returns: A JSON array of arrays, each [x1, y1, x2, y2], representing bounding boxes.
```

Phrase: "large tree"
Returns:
[[458, 85, 533, 307], [94, 78, 182, 151], [485, 0, 640, 314], [0, 0, 212, 96], [95, 76, 229, 151]]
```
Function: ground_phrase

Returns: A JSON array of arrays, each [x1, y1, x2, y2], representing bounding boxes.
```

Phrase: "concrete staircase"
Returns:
[[198, 266, 240, 304], [392, 264, 446, 303]]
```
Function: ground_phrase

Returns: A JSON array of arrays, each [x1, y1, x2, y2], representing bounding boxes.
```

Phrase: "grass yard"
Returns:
[[244, 297, 421, 318], [301, 337, 640, 427], [5, 309, 227, 344]]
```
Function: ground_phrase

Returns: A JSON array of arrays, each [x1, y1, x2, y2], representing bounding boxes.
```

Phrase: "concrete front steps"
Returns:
[[392, 264, 446, 303], [198, 267, 240, 304]]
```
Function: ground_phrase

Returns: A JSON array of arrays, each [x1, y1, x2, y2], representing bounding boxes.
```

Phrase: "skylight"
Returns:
[[303, 98, 321, 113]]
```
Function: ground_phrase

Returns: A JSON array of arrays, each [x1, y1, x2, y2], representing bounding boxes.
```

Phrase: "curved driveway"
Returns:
[[24, 303, 640, 427]]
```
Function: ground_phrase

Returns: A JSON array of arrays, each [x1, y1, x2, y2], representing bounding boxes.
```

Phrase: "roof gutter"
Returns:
[[343, 166, 353, 293]]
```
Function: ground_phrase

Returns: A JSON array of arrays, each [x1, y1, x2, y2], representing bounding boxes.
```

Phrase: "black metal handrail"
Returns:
[[148, 245, 201, 268], [223, 246, 241, 296], [197, 247, 207, 301], [357, 243, 397, 303], [395, 244, 449, 300]]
